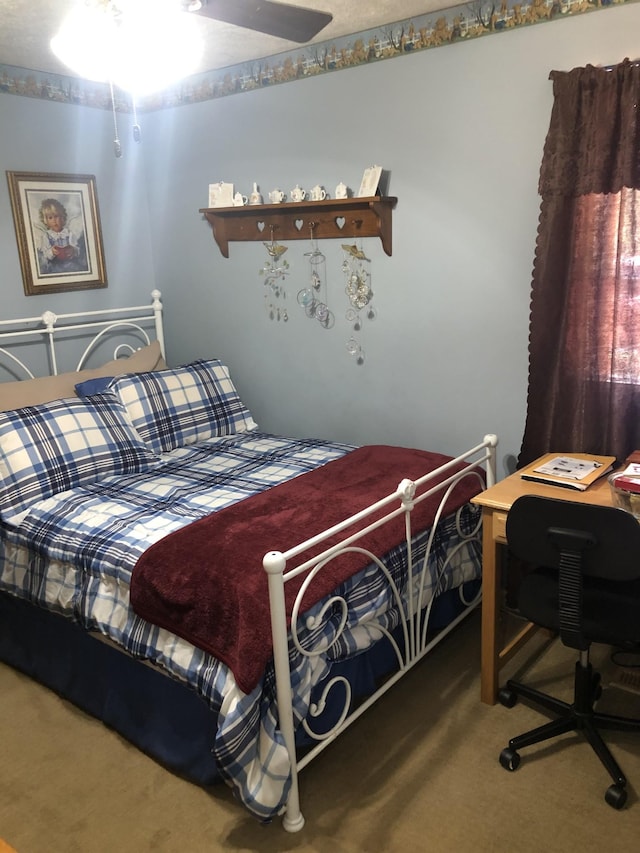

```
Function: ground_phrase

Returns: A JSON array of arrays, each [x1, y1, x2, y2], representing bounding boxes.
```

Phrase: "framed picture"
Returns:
[[6, 170, 107, 296], [357, 165, 383, 198], [208, 181, 235, 207]]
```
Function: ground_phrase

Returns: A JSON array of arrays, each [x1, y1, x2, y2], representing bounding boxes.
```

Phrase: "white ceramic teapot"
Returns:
[[290, 184, 306, 202], [335, 182, 348, 199], [269, 188, 285, 203], [310, 184, 326, 201]]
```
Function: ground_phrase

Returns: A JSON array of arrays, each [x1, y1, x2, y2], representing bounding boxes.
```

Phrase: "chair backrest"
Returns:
[[507, 495, 640, 649], [507, 495, 640, 583]]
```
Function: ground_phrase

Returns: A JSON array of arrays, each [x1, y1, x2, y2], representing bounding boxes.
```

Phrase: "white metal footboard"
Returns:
[[264, 433, 497, 832]]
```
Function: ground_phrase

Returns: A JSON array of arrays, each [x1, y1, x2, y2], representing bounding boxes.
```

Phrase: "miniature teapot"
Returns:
[[269, 188, 285, 203], [335, 182, 348, 199], [249, 183, 263, 205], [310, 184, 326, 201], [290, 184, 307, 202], [233, 192, 248, 206]]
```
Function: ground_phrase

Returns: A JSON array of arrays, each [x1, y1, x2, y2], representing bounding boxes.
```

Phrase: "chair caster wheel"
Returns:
[[605, 784, 627, 810], [498, 687, 517, 708], [499, 747, 521, 772]]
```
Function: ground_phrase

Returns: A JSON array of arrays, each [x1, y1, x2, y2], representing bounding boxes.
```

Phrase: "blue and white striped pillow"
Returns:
[[106, 359, 257, 455], [0, 396, 159, 524]]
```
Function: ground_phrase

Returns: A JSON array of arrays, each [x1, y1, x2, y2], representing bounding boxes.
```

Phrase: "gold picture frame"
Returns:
[[6, 170, 107, 296]]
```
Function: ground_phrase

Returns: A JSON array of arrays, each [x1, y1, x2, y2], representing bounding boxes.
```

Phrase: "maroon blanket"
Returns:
[[130, 445, 483, 693]]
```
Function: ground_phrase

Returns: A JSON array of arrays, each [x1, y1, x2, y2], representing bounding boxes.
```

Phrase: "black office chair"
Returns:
[[498, 495, 640, 809]]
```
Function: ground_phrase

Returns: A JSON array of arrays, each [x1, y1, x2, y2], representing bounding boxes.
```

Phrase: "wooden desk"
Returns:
[[471, 463, 614, 704]]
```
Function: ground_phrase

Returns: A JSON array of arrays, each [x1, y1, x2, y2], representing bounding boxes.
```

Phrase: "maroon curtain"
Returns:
[[518, 61, 640, 468]]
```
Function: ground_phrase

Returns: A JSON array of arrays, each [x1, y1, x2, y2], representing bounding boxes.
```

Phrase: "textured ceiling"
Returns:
[[0, 1, 457, 78]]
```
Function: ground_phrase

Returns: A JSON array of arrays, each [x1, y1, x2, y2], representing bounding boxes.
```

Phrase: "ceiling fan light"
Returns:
[[50, 4, 117, 83], [112, 2, 204, 94], [50, 0, 203, 95]]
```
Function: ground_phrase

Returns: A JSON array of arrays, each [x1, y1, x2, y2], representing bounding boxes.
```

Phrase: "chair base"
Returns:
[[498, 659, 640, 809]]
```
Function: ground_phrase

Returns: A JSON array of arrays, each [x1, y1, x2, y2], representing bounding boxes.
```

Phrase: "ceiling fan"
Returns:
[[185, 0, 333, 43]]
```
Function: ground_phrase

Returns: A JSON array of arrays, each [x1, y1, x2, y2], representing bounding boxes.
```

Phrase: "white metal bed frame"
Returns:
[[0, 291, 498, 831], [266, 433, 497, 830], [0, 289, 164, 380]]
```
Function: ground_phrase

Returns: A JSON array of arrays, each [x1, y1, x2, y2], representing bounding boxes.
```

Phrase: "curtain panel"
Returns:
[[519, 60, 640, 468]]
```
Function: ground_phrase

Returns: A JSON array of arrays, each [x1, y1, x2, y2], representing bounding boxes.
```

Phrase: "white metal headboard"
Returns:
[[0, 290, 164, 381]]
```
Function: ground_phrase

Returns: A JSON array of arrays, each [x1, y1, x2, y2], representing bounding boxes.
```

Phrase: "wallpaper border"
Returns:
[[0, 0, 634, 113]]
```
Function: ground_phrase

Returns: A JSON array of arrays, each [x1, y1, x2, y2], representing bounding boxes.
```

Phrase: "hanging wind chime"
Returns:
[[342, 239, 374, 365], [297, 223, 334, 329], [260, 227, 289, 321]]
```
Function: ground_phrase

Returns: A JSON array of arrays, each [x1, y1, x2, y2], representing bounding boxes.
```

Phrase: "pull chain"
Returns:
[[132, 96, 141, 144], [109, 80, 122, 158]]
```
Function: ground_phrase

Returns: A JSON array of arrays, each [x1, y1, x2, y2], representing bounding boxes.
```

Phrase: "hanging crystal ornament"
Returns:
[[260, 228, 289, 322], [342, 240, 373, 365], [297, 223, 334, 329]]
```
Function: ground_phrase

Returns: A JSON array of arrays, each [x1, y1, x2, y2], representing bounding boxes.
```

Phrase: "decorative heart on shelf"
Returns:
[[335, 216, 346, 229], [257, 221, 265, 232], [295, 219, 304, 231]]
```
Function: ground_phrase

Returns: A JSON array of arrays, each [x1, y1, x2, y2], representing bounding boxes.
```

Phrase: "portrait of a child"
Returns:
[[35, 197, 88, 275]]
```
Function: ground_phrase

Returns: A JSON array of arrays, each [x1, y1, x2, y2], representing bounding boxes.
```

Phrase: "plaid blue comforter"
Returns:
[[0, 431, 482, 820]]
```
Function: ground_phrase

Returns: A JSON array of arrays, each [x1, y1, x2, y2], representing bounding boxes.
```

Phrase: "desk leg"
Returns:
[[480, 509, 500, 705]]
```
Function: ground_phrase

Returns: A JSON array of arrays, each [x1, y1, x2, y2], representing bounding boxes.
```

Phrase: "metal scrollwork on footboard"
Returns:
[[290, 545, 407, 743], [264, 433, 498, 832]]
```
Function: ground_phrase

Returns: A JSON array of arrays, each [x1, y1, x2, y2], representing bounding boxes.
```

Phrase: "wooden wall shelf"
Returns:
[[199, 196, 398, 258]]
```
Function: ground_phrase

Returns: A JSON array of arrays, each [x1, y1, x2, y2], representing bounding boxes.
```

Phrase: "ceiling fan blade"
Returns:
[[192, 1, 332, 43]]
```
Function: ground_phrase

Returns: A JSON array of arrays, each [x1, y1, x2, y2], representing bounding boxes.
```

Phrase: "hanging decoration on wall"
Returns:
[[342, 240, 374, 365], [297, 223, 334, 329], [260, 228, 289, 321]]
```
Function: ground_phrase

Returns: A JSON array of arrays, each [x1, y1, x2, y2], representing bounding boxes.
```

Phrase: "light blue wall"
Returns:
[[0, 96, 156, 316], [2, 6, 639, 475], [142, 5, 640, 473]]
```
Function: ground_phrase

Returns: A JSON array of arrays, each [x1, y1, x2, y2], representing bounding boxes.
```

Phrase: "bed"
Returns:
[[0, 291, 497, 831]]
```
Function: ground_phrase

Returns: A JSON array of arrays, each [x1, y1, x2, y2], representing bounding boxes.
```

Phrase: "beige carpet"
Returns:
[[1, 609, 640, 853]]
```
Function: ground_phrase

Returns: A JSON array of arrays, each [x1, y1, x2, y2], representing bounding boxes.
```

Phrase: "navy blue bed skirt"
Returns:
[[0, 581, 480, 784], [0, 593, 221, 784]]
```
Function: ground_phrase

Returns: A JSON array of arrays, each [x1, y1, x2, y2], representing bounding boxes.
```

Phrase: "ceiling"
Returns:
[[0, 1, 455, 79]]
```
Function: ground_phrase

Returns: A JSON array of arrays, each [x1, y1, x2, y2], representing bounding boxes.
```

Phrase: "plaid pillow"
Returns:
[[106, 359, 257, 454], [0, 396, 159, 524]]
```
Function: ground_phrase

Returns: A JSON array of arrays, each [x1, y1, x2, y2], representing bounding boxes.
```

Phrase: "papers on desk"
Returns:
[[520, 453, 616, 491]]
